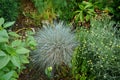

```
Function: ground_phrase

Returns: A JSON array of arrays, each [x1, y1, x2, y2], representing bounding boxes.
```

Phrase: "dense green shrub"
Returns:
[[72, 15, 120, 80], [0, 18, 36, 80], [0, 0, 19, 21]]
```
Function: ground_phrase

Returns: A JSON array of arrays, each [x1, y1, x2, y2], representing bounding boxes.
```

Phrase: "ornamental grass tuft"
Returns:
[[31, 22, 77, 70]]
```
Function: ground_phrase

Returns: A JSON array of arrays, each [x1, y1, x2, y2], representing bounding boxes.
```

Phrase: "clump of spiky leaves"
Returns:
[[31, 22, 77, 70]]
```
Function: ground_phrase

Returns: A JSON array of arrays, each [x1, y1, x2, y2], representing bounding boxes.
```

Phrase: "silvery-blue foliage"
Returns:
[[31, 22, 77, 70]]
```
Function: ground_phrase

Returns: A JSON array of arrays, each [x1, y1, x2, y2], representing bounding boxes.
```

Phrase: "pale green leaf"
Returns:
[[0, 18, 4, 26], [0, 50, 6, 56], [16, 47, 30, 54], [0, 55, 10, 69], [3, 21, 15, 28], [11, 55, 21, 69], [6, 46, 16, 55], [11, 40, 22, 47], [0, 29, 9, 43]]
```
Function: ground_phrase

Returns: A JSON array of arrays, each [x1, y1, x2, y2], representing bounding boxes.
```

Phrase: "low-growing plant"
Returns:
[[0, 17, 36, 80], [72, 15, 120, 80], [31, 22, 77, 72], [0, 0, 19, 21]]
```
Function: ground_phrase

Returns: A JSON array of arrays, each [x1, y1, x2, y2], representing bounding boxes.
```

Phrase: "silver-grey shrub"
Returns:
[[31, 22, 77, 70]]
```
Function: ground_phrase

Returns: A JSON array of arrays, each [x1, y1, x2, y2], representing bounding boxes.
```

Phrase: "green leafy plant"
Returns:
[[0, 0, 19, 21], [72, 15, 120, 80], [74, 1, 95, 23], [31, 22, 77, 71], [45, 66, 52, 79], [0, 17, 36, 80]]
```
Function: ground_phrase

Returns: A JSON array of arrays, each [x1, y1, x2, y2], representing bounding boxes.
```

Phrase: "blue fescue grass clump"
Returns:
[[31, 22, 77, 70]]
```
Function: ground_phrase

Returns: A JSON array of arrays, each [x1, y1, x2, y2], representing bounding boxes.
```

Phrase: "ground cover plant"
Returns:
[[72, 14, 120, 80]]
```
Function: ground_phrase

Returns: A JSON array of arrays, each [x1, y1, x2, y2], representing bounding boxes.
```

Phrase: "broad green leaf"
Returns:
[[8, 31, 20, 38], [0, 18, 4, 26], [20, 55, 29, 63], [0, 50, 6, 56], [0, 29, 9, 43], [0, 71, 15, 80], [16, 47, 30, 54], [0, 55, 10, 69], [3, 21, 15, 28], [5, 46, 16, 55], [11, 55, 21, 69], [11, 40, 22, 47]]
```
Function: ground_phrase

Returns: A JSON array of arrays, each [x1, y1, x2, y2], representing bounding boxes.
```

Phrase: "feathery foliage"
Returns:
[[31, 22, 77, 70]]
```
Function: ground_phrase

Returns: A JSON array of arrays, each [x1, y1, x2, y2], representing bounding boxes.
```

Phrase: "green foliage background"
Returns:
[[0, 0, 19, 21]]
